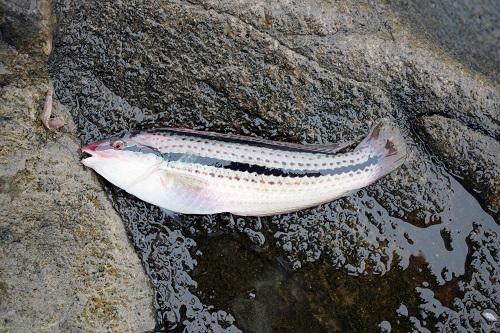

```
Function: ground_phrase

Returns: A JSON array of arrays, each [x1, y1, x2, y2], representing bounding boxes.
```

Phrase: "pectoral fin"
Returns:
[[159, 169, 210, 194], [172, 170, 210, 190], [159, 168, 217, 214]]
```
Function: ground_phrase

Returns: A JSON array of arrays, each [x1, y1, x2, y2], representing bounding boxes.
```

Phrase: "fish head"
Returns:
[[81, 134, 164, 190]]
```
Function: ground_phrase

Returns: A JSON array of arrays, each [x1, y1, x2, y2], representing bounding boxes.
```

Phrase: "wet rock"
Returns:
[[111, 195, 242, 332], [0, 25, 154, 333], [386, 0, 500, 83], [192, 0, 499, 137], [378, 320, 392, 332], [47, 0, 499, 332], [0, 0, 55, 55], [417, 115, 499, 217], [482, 309, 498, 323]]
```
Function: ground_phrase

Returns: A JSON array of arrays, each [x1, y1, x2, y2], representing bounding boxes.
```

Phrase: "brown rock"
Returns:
[[417, 115, 499, 217], [0, 29, 154, 333]]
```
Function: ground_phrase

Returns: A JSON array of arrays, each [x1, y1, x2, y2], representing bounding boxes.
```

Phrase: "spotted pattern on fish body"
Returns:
[[158, 151, 381, 178], [81, 119, 407, 216]]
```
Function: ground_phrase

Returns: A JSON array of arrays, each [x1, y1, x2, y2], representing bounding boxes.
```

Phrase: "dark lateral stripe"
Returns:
[[146, 128, 335, 154], [122, 144, 164, 157], [163, 152, 380, 178]]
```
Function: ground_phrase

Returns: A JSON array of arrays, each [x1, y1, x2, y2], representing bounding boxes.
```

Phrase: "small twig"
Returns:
[[40, 84, 64, 130]]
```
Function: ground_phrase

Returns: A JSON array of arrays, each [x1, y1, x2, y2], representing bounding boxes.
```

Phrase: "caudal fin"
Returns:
[[355, 119, 407, 178]]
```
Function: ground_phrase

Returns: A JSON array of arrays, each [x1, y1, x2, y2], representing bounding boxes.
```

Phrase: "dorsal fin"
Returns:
[[302, 141, 356, 154], [149, 128, 356, 155]]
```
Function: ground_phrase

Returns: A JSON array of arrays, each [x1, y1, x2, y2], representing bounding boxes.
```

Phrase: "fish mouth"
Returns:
[[82, 142, 98, 153], [81, 142, 117, 166], [81, 143, 98, 165], [81, 151, 95, 166]]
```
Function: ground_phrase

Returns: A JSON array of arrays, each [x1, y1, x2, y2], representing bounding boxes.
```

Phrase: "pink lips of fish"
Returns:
[[81, 140, 116, 165]]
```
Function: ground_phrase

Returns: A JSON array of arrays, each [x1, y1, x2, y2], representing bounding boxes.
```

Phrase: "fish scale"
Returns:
[[133, 131, 370, 174], [81, 119, 406, 216]]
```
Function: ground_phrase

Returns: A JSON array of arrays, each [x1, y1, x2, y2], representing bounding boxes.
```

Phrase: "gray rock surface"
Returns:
[[387, 0, 500, 83], [0, 3, 155, 332], [417, 115, 499, 217], [46, 0, 499, 332], [0, 0, 54, 55]]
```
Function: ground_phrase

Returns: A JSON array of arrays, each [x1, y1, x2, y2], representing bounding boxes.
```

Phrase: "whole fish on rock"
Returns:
[[82, 119, 406, 216]]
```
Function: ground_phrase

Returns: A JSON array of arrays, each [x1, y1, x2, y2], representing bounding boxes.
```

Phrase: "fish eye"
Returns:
[[112, 140, 125, 150]]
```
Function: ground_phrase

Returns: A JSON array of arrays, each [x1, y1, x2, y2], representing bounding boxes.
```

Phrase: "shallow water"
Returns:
[[49, 0, 499, 331]]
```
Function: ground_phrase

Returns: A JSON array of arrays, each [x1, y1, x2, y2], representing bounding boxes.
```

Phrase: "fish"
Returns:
[[81, 119, 406, 216]]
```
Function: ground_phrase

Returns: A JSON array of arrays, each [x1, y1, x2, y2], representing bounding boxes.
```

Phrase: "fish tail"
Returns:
[[355, 119, 407, 178]]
